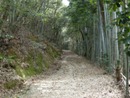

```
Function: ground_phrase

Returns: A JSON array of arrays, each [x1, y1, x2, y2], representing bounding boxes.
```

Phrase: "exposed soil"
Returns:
[[15, 50, 123, 98]]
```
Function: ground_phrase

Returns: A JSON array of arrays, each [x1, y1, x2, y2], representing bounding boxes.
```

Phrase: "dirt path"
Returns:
[[17, 50, 123, 98]]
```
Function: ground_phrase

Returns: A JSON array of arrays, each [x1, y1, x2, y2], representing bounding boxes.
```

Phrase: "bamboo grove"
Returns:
[[65, 0, 130, 93]]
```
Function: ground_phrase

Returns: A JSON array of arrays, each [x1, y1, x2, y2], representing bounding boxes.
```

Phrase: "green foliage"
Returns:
[[16, 65, 37, 78], [0, 54, 16, 64], [105, 0, 124, 11], [114, 3, 130, 56], [105, 0, 130, 56], [0, 0, 64, 44], [16, 51, 44, 78], [101, 53, 109, 65], [4, 80, 19, 89], [0, 34, 14, 39], [64, 0, 98, 58], [15, 44, 60, 78], [67, 0, 96, 26]]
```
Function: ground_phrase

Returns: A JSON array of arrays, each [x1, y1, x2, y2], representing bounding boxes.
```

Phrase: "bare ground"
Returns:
[[15, 50, 123, 98]]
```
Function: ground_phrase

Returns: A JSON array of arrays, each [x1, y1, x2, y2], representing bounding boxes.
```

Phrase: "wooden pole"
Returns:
[[125, 55, 129, 98]]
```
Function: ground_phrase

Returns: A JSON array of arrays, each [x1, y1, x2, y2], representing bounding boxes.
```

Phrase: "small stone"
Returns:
[[109, 90, 112, 93], [21, 62, 30, 68]]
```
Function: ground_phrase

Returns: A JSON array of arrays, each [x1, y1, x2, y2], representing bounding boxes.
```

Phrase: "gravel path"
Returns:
[[17, 50, 123, 98]]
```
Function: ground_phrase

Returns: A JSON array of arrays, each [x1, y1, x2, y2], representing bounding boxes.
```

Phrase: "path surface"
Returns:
[[18, 50, 123, 98]]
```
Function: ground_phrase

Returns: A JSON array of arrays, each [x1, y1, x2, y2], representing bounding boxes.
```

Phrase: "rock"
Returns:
[[21, 62, 30, 69], [1, 58, 15, 69], [2, 63, 9, 69], [109, 90, 112, 93], [10, 64, 16, 69], [12, 75, 22, 81]]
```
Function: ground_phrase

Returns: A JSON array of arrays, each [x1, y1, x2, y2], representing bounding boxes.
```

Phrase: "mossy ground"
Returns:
[[1, 33, 61, 93], [4, 80, 20, 89], [15, 43, 61, 78]]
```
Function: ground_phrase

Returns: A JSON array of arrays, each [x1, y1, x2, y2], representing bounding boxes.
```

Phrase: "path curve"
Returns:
[[18, 50, 123, 98]]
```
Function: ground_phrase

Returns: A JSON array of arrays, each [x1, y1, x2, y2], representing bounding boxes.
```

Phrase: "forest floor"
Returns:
[[15, 50, 124, 98]]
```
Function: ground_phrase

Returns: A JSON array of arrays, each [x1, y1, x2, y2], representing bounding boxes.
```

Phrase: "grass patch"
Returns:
[[4, 80, 18, 89], [15, 65, 37, 78], [15, 43, 61, 78], [16, 50, 48, 78], [46, 45, 60, 59]]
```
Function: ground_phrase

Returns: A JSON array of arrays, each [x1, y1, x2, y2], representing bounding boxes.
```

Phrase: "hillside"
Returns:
[[0, 27, 61, 98]]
